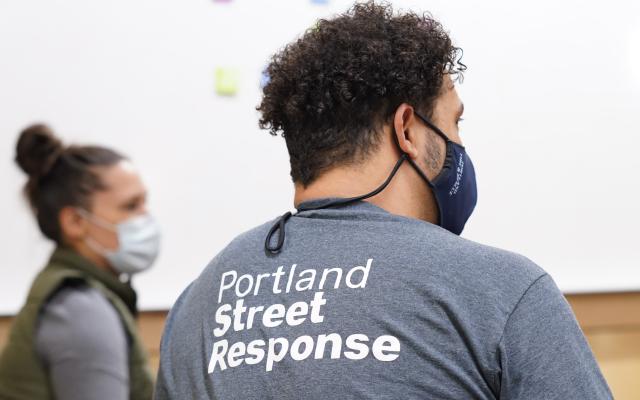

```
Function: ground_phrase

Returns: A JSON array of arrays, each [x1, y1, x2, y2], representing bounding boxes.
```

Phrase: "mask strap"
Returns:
[[76, 208, 117, 232], [414, 112, 452, 143], [264, 110, 450, 255], [298, 153, 408, 213], [390, 115, 436, 189], [405, 157, 435, 189], [264, 153, 409, 255], [264, 211, 293, 254], [84, 235, 110, 256]]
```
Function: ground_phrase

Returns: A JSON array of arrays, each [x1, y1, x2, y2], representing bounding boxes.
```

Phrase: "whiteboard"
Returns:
[[1, 0, 639, 314]]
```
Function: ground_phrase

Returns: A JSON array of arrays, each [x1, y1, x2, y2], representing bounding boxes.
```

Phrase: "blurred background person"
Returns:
[[0, 124, 159, 400]]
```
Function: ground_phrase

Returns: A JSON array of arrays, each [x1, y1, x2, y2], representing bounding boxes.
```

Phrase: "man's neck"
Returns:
[[293, 156, 439, 224]]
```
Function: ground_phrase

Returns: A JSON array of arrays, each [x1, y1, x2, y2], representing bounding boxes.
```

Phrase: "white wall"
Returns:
[[1, 0, 639, 314]]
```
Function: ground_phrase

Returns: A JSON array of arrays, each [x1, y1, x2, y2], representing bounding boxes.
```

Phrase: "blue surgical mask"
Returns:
[[78, 209, 161, 275], [407, 112, 478, 235]]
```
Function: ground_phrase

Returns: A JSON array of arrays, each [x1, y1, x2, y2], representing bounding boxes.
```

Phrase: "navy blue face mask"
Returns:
[[264, 111, 478, 254], [407, 112, 478, 235]]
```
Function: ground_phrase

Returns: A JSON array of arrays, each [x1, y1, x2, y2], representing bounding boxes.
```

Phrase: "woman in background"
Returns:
[[0, 125, 159, 400]]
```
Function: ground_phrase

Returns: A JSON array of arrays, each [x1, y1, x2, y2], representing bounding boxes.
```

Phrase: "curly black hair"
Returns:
[[258, 1, 466, 186]]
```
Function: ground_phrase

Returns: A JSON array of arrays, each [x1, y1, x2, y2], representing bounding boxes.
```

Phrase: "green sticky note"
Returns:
[[215, 68, 240, 96]]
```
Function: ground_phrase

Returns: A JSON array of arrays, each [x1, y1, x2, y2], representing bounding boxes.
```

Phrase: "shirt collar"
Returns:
[[296, 197, 393, 217]]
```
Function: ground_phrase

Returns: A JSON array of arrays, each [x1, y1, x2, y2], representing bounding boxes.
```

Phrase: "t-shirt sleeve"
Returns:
[[497, 274, 612, 399], [35, 284, 129, 400]]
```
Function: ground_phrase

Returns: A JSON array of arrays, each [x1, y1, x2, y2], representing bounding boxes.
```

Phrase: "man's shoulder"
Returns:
[[372, 214, 547, 283], [438, 229, 545, 291], [447, 234, 545, 282]]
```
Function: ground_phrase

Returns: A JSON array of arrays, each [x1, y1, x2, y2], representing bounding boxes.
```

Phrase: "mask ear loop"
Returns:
[[414, 111, 453, 143], [76, 208, 117, 232], [397, 111, 453, 226], [76, 208, 119, 259], [264, 154, 409, 255]]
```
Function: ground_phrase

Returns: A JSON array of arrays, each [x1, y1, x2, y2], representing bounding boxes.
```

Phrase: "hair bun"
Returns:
[[15, 124, 64, 177]]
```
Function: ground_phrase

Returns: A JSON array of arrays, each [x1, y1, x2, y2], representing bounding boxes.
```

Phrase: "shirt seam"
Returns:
[[496, 273, 549, 347], [492, 272, 549, 394]]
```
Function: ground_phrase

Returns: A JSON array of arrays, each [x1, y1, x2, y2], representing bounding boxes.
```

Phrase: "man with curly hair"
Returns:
[[156, 2, 612, 399]]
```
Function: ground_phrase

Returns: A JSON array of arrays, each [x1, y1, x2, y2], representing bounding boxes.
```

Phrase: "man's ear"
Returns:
[[392, 103, 420, 159], [59, 206, 87, 242]]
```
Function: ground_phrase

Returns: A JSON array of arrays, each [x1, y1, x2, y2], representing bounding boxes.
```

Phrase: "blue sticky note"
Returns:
[[260, 69, 271, 89]]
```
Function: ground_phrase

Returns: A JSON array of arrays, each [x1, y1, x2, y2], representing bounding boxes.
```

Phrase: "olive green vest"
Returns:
[[0, 248, 153, 400]]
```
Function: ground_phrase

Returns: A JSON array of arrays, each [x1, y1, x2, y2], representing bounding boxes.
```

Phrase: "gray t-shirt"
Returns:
[[155, 200, 611, 399], [36, 284, 129, 400]]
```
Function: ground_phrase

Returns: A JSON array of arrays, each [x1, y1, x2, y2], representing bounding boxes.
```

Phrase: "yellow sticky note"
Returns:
[[215, 68, 240, 96]]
